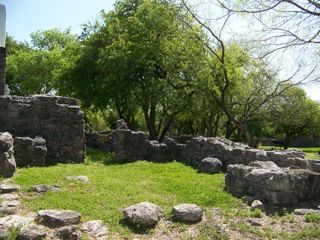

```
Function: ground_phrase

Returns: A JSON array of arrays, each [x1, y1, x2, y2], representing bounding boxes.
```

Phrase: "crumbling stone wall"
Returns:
[[0, 132, 16, 178], [0, 95, 85, 164]]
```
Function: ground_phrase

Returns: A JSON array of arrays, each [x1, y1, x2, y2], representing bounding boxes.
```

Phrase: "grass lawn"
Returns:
[[12, 149, 241, 237]]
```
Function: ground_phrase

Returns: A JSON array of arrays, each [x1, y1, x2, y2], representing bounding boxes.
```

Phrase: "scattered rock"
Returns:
[[18, 224, 47, 240], [249, 161, 280, 170], [0, 132, 16, 178], [0, 193, 19, 201], [293, 208, 320, 215], [81, 220, 108, 239], [172, 204, 203, 223], [198, 157, 222, 174], [0, 200, 20, 208], [38, 210, 81, 228], [0, 205, 18, 215], [31, 184, 60, 193], [247, 218, 263, 226], [66, 176, 89, 182], [55, 225, 81, 240], [251, 200, 264, 211], [0, 215, 33, 228], [123, 202, 163, 227], [0, 226, 8, 240], [0, 184, 20, 194]]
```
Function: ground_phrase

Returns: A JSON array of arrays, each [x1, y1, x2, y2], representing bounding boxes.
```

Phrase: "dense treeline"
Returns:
[[6, 0, 320, 148]]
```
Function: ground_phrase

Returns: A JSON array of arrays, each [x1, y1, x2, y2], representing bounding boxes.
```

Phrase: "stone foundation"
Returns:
[[0, 95, 85, 164], [0, 132, 16, 178]]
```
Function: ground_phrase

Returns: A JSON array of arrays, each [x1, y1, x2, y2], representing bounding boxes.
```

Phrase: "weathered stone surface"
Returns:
[[293, 208, 320, 215], [307, 159, 320, 173], [85, 131, 115, 152], [0, 200, 20, 208], [0, 184, 20, 194], [31, 185, 60, 193], [172, 204, 203, 223], [0, 226, 8, 240], [251, 200, 264, 211], [0, 193, 19, 201], [247, 218, 263, 226], [0, 215, 33, 228], [225, 164, 320, 205], [55, 225, 81, 240], [18, 224, 47, 240], [198, 157, 222, 174], [38, 210, 81, 228], [249, 161, 280, 170], [14, 136, 47, 167], [0, 132, 16, 178], [0, 206, 18, 215], [66, 176, 89, 182], [123, 202, 163, 227], [0, 95, 85, 164], [81, 220, 108, 239]]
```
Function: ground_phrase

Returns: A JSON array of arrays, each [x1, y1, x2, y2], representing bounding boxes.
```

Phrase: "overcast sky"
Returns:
[[0, 0, 319, 101]]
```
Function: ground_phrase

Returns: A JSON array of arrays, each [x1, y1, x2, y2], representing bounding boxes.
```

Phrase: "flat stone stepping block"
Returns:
[[0, 226, 8, 240], [66, 176, 89, 182], [0, 205, 18, 215], [0, 184, 20, 193], [55, 225, 81, 240], [31, 184, 60, 193], [82, 220, 108, 238], [0, 193, 19, 201], [18, 224, 47, 240], [172, 204, 203, 223], [123, 202, 163, 227], [0, 215, 34, 228], [38, 210, 81, 228], [0, 200, 20, 208]]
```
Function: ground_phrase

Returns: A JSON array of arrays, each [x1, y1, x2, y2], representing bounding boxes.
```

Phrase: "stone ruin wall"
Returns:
[[0, 95, 85, 165], [112, 121, 320, 206]]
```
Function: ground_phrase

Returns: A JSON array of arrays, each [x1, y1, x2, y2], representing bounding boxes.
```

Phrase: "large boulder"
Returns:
[[14, 136, 47, 167], [172, 204, 203, 223], [225, 164, 320, 205], [198, 157, 222, 174], [123, 202, 163, 227], [0, 132, 16, 178]]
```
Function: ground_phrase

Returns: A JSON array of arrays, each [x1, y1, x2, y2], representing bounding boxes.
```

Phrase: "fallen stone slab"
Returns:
[[0, 184, 20, 194], [0, 226, 8, 240], [123, 202, 163, 227], [247, 218, 263, 226], [38, 210, 81, 228], [0, 206, 18, 215], [0, 193, 19, 201], [0, 200, 20, 208], [0, 215, 34, 228], [198, 157, 222, 174], [66, 176, 89, 182], [18, 224, 47, 240], [81, 220, 108, 239], [172, 204, 203, 223], [55, 225, 81, 240], [31, 184, 60, 193], [293, 208, 320, 215]]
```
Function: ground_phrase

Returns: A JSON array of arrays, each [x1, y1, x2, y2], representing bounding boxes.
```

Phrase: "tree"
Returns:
[[269, 86, 320, 149], [6, 29, 78, 95], [63, 0, 208, 141], [181, 0, 301, 146]]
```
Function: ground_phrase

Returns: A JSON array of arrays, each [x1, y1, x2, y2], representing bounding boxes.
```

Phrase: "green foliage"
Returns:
[[8, 227, 20, 240], [6, 29, 79, 95], [250, 208, 263, 218], [305, 213, 320, 223]]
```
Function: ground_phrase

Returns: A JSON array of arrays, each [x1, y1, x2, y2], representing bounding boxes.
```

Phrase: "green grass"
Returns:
[[13, 149, 241, 236]]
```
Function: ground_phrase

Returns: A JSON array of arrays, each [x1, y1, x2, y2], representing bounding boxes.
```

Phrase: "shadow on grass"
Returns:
[[119, 219, 154, 234]]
